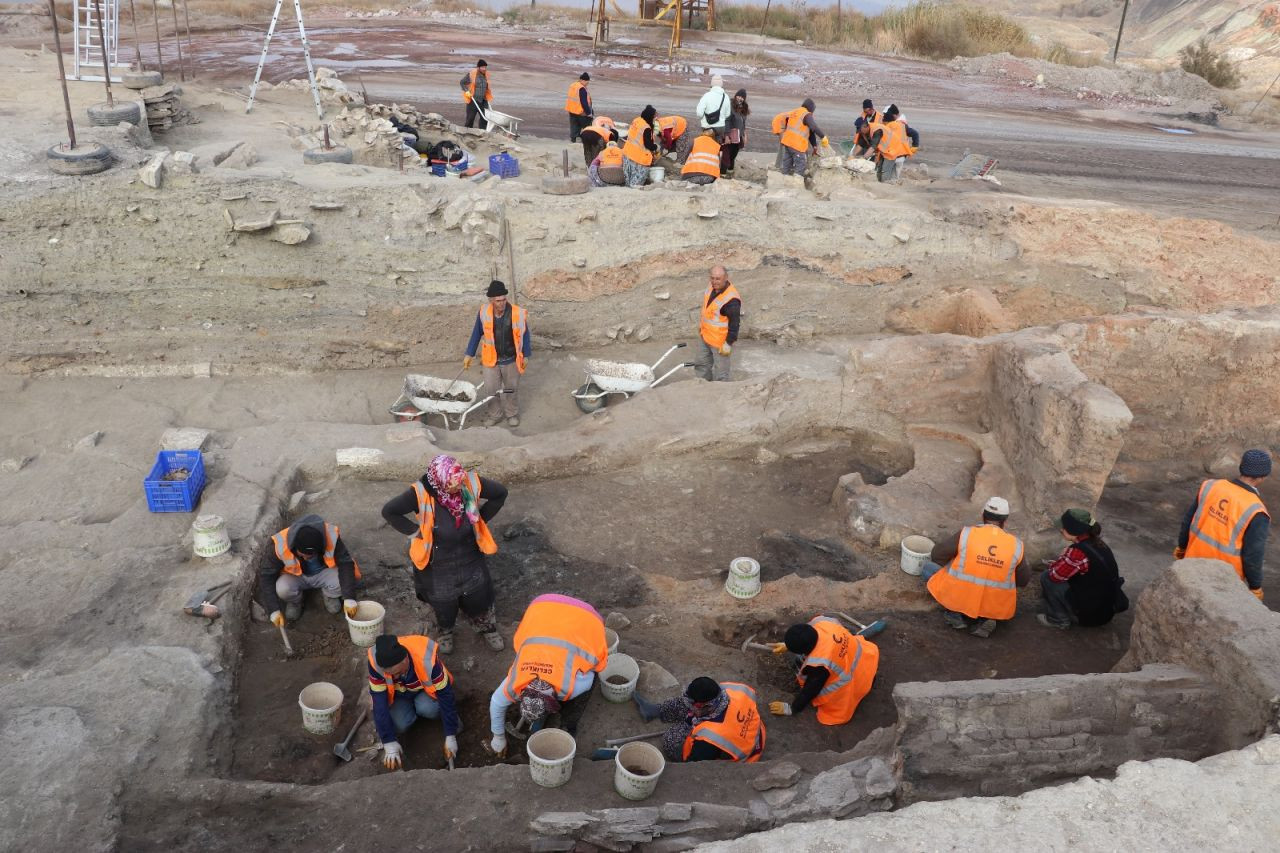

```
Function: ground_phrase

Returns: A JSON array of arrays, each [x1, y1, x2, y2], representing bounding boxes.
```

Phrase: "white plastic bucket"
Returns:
[[298, 682, 343, 735], [614, 741, 666, 800], [598, 653, 640, 702], [526, 728, 576, 788], [900, 535, 935, 576], [345, 601, 385, 648], [648, 166, 665, 183], [192, 514, 231, 558], [605, 628, 620, 655], [725, 557, 761, 600]]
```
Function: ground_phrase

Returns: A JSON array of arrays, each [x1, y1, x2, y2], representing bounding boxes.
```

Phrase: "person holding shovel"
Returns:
[[463, 279, 530, 428], [630, 676, 766, 763], [368, 634, 461, 771], [258, 514, 361, 627], [380, 454, 508, 655]]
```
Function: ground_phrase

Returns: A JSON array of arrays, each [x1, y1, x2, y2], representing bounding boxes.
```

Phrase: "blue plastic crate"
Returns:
[[488, 152, 520, 179], [430, 162, 446, 177], [144, 450, 207, 513]]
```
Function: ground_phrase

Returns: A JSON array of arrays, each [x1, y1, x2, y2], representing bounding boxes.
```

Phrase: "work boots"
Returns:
[[437, 630, 455, 654], [970, 619, 998, 639], [284, 601, 303, 622], [323, 596, 342, 614], [483, 631, 505, 651]]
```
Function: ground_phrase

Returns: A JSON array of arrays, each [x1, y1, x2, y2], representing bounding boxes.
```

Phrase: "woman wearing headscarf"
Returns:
[[1039, 508, 1127, 629], [381, 454, 508, 653], [720, 89, 749, 178], [621, 104, 658, 188]]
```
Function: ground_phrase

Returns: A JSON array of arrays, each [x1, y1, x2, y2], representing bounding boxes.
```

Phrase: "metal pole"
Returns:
[[168, 0, 185, 81], [91, 0, 115, 103], [126, 0, 143, 70], [759, 0, 770, 37], [150, 0, 164, 77], [180, 0, 193, 77], [1112, 0, 1130, 64], [1248, 69, 1280, 118], [48, 0, 78, 148]]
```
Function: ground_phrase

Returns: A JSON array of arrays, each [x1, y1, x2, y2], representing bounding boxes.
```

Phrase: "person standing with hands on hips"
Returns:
[[463, 279, 530, 428], [694, 265, 741, 382]]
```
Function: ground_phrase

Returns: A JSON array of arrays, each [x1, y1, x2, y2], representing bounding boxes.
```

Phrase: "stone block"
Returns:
[[605, 612, 631, 630], [160, 427, 211, 451], [336, 447, 386, 469], [138, 152, 168, 188], [751, 760, 803, 791], [659, 803, 692, 821]]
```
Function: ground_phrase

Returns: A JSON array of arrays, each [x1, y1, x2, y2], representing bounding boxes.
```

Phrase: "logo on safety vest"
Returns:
[[1209, 499, 1231, 524], [521, 662, 554, 676]]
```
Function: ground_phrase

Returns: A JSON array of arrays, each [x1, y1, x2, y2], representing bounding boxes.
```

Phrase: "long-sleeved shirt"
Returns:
[[706, 289, 741, 345], [930, 524, 1030, 587], [696, 86, 729, 130], [460, 70, 488, 102], [1045, 545, 1089, 583], [789, 664, 828, 715], [369, 653, 460, 743], [257, 527, 358, 614], [1178, 478, 1269, 589], [576, 85, 592, 117], [654, 691, 734, 761], [488, 669, 595, 735], [802, 112, 826, 147], [381, 476, 507, 536], [464, 308, 532, 364]]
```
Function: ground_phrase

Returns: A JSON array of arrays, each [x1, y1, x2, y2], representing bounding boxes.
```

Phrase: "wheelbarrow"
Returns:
[[571, 343, 693, 414], [475, 102, 522, 140], [389, 373, 495, 431]]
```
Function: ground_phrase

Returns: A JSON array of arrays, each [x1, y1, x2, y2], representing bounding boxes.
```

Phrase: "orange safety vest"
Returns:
[[801, 617, 879, 726], [877, 119, 914, 159], [857, 110, 880, 138], [1185, 479, 1269, 582], [657, 115, 688, 140], [622, 116, 653, 166], [699, 282, 741, 348], [565, 80, 590, 116], [272, 521, 361, 579], [367, 635, 450, 704], [681, 135, 721, 178], [479, 302, 527, 373], [463, 68, 492, 103], [681, 682, 766, 762], [770, 111, 787, 135], [599, 146, 624, 168], [779, 107, 811, 153], [582, 120, 615, 142], [408, 474, 498, 571], [927, 524, 1025, 620], [502, 594, 608, 701]]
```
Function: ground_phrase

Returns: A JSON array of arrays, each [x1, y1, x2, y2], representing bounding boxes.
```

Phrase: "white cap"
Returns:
[[712, 75, 724, 87], [983, 496, 1010, 516]]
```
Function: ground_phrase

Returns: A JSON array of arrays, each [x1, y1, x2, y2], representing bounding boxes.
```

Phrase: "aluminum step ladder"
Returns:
[[71, 0, 121, 82]]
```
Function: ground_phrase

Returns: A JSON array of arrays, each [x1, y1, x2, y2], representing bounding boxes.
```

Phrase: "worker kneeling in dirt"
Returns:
[[922, 496, 1029, 638], [633, 677, 766, 763], [680, 129, 722, 186], [485, 594, 609, 757], [369, 635, 461, 771], [769, 617, 879, 725], [259, 514, 360, 627], [869, 103, 920, 183]]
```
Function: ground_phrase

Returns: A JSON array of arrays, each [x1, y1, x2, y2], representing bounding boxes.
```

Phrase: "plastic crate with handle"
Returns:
[[488, 153, 520, 179], [144, 450, 207, 512]]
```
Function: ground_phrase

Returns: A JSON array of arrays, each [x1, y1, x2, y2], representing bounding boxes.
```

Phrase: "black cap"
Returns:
[[580, 72, 590, 81], [374, 635, 408, 668], [486, 279, 508, 297], [802, 98, 815, 112], [885, 103, 900, 118], [685, 677, 720, 703], [862, 99, 873, 109], [784, 623, 819, 655], [292, 525, 324, 554], [477, 59, 488, 67]]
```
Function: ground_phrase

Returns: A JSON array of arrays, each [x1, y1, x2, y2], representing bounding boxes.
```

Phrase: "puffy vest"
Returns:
[[408, 474, 498, 571], [699, 282, 741, 348], [272, 521, 361, 579], [622, 116, 654, 166], [565, 80, 590, 115], [599, 146, 625, 168], [479, 302, 527, 373], [463, 68, 492, 103], [1185, 479, 1269, 581], [367, 635, 449, 704], [502, 594, 608, 702], [681, 682, 766, 762], [682, 135, 721, 178], [877, 119, 914, 159], [801, 616, 879, 726], [780, 107, 811, 153], [927, 524, 1025, 620]]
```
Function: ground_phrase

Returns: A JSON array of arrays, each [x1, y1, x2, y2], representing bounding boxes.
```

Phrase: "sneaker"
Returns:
[[943, 611, 968, 630], [970, 619, 997, 639], [323, 596, 342, 614], [483, 631, 505, 651], [438, 631, 455, 654], [284, 601, 303, 622], [506, 416, 520, 428], [1036, 614, 1069, 630]]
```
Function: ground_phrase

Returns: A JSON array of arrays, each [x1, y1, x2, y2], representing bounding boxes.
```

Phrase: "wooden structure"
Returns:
[[591, 0, 716, 54]]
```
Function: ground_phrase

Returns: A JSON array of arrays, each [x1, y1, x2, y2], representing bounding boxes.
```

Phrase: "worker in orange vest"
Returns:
[[694, 264, 741, 382], [869, 103, 920, 182], [1176, 449, 1270, 599], [655, 115, 690, 161], [774, 98, 829, 176], [260, 513, 361, 627], [460, 59, 492, 129], [628, 677, 766, 762], [485, 594, 609, 757], [680, 129, 721, 185], [923, 497, 1030, 637], [767, 616, 879, 725], [463, 279, 530, 428], [852, 98, 880, 156], [621, 105, 658, 187], [589, 140, 626, 187], [368, 634, 460, 770], [565, 72, 593, 143], [579, 115, 618, 166]]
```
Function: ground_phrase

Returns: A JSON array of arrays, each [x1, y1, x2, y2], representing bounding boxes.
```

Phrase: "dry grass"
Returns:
[[499, 3, 590, 25], [1179, 38, 1241, 89], [1043, 42, 1104, 67]]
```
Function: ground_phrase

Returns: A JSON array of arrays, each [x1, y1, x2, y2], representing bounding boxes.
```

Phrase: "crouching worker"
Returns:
[[631, 677, 765, 763], [369, 634, 461, 771], [769, 616, 878, 725], [485, 594, 609, 757], [924, 496, 1029, 638], [260, 514, 360, 627]]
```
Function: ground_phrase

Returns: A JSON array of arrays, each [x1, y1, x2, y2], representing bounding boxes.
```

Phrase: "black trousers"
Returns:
[[465, 99, 485, 128], [569, 113, 593, 143], [581, 134, 606, 167]]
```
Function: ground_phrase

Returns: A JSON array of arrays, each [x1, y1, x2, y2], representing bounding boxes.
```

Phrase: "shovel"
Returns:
[[441, 364, 468, 398], [835, 611, 888, 639], [278, 623, 296, 657], [182, 581, 231, 619], [333, 708, 368, 762]]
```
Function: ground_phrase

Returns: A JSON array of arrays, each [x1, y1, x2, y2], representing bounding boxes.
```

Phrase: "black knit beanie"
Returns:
[[374, 635, 408, 668], [784, 623, 819, 655], [685, 677, 720, 703], [292, 525, 324, 553]]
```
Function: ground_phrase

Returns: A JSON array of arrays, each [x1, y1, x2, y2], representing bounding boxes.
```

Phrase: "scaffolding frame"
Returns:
[[590, 0, 715, 54], [71, 0, 122, 81]]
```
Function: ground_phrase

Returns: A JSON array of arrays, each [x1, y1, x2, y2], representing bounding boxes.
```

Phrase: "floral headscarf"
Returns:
[[426, 454, 480, 528]]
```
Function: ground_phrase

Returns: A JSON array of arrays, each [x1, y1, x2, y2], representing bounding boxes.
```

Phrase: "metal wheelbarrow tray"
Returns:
[[389, 374, 495, 430], [571, 343, 693, 413]]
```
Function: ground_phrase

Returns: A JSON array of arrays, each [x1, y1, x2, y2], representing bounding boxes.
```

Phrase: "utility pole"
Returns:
[[1112, 0, 1130, 64]]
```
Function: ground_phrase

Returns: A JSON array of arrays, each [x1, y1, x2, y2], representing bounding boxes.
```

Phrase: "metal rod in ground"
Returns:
[[562, 148, 569, 177], [169, 0, 185, 81], [604, 731, 664, 747], [180, 0, 194, 77], [126, 0, 143, 70], [1112, 0, 1130, 63], [46, 0, 77, 148], [90, 0, 114, 106], [150, 0, 164, 77]]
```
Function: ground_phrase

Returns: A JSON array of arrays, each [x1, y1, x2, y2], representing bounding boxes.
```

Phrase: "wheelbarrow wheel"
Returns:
[[574, 383, 607, 414]]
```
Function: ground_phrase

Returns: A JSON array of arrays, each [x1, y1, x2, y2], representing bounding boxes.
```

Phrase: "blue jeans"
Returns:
[[921, 561, 942, 580], [390, 691, 440, 733]]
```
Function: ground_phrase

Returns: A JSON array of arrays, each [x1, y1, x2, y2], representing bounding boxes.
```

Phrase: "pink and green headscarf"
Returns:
[[426, 454, 481, 527]]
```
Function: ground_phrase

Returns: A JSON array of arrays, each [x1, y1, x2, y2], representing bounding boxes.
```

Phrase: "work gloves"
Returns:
[[1252, 588, 1264, 600], [343, 599, 359, 618], [769, 701, 793, 716], [718, 344, 731, 356], [820, 137, 830, 148], [269, 610, 285, 628], [444, 735, 458, 760], [1173, 547, 1186, 559], [463, 356, 474, 369], [488, 733, 508, 758], [769, 642, 788, 655], [383, 741, 404, 770]]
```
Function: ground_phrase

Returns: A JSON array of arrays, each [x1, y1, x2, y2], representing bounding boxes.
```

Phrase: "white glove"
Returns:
[[343, 598, 358, 618], [382, 740, 403, 770], [489, 733, 507, 757], [444, 735, 458, 759]]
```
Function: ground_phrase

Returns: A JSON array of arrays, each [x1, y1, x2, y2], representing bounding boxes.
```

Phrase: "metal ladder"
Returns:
[[72, 0, 120, 82], [246, 0, 324, 120]]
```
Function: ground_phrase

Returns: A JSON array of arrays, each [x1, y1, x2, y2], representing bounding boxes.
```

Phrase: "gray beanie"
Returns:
[[1240, 449, 1272, 478]]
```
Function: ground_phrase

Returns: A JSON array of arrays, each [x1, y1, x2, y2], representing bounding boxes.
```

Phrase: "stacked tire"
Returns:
[[47, 143, 113, 176]]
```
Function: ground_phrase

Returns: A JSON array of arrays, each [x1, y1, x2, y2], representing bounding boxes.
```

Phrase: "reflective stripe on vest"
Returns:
[[479, 302, 527, 373], [272, 522, 339, 576], [947, 525, 1023, 590], [1186, 479, 1269, 579], [520, 635, 599, 698], [877, 119, 914, 159], [368, 635, 442, 704], [780, 107, 810, 152], [804, 618, 856, 699], [699, 282, 741, 348], [682, 136, 721, 178], [622, 116, 653, 166], [409, 482, 437, 570], [684, 683, 764, 762], [565, 81, 590, 115]]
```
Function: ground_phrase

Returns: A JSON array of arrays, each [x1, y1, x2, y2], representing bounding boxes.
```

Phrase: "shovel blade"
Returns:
[[333, 745, 353, 762], [858, 619, 888, 639]]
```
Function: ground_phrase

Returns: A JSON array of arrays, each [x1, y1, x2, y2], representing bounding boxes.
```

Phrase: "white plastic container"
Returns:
[[191, 514, 231, 558], [345, 601, 385, 648], [648, 166, 666, 183], [598, 653, 640, 702], [605, 628, 620, 655], [298, 682, 343, 735], [725, 557, 761, 600], [900, 535, 935, 576], [614, 741, 666, 800], [526, 728, 576, 788]]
